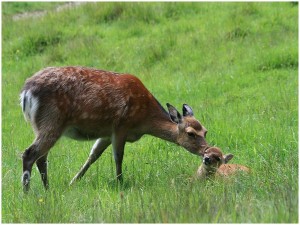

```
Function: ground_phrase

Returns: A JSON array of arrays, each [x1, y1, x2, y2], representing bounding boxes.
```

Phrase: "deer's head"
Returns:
[[167, 103, 209, 156], [203, 147, 233, 171]]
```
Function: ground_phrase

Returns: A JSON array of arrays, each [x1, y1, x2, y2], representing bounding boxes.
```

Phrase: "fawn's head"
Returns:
[[203, 147, 233, 170], [166, 103, 208, 156]]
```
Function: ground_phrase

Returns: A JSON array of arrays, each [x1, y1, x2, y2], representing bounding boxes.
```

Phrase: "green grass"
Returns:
[[2, 2, 298, 223], [2, 2, 64, 16]]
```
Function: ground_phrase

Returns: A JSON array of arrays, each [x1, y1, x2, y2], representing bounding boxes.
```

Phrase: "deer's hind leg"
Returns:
[[36, 153, 49, 189], [22, 131, 62, 192], [22, 104, 65, 191]]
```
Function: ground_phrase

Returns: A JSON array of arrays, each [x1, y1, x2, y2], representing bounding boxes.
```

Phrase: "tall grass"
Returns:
[[2, 2, 298, 223]]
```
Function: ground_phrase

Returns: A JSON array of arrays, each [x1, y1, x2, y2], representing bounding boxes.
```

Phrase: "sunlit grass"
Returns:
[[2, 2, 298, 223]]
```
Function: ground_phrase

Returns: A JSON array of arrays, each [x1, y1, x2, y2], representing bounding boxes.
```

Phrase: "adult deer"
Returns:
[[20, 66, 209, 191]]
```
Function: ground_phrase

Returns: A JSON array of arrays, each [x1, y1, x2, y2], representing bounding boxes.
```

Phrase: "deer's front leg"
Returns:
[[112, 132, 126, 182], [70, 138, 111, 185]]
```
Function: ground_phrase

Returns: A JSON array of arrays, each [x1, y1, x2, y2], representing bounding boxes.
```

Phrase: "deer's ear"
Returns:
[[224, 154, 234, 164], [182, 104, 194, 117], [167, 103, 182, 124]]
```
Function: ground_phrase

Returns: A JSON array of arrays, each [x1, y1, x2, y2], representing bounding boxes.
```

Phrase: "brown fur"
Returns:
[[20, 66, 209, 191], [197, 147, 249, 179]]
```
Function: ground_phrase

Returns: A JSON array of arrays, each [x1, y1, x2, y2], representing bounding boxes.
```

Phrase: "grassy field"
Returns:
[[2, 2, 298, 223]]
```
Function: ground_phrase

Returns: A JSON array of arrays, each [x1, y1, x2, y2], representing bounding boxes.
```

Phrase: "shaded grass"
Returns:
[[2, 2, 298, 223]]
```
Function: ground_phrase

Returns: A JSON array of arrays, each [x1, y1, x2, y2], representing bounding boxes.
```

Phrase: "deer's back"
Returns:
[[217, 164, 250, 176], [22, 66, 161, 140]]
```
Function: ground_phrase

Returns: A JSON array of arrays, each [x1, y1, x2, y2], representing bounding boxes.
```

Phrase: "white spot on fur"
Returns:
[[81, 112, 89, 119], [89, 114, 96, 119], [116, 109, 123, 117]]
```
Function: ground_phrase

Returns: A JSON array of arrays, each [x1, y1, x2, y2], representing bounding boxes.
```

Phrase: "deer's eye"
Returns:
[[187, 132, 196, 138], [215, 156, 221, 161]]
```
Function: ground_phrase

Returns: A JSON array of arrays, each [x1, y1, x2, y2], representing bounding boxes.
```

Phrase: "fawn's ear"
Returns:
[[224, 154, 234, 164], [182, 104, 194, 117], [167, 103, 182, 124]]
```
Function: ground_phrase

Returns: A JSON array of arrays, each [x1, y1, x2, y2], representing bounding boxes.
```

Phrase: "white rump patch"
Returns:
[[20, 90, 39, 124]]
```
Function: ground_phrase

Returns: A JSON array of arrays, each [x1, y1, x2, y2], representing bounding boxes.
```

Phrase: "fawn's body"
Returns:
[[197, 147, 249, 178], [21, 66, 209, 191]]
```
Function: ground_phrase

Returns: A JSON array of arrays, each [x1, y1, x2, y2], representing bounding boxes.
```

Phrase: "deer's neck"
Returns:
[[147, 114, 179, 145], [197, 164, 217, 178], [197, 164, 208, 178]]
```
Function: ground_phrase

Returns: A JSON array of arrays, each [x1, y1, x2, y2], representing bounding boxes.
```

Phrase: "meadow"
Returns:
[[2, 2, 298, 223]]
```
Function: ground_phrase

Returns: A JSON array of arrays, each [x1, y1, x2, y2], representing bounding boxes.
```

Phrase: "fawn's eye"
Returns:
[[215, 156, 221, 161]]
